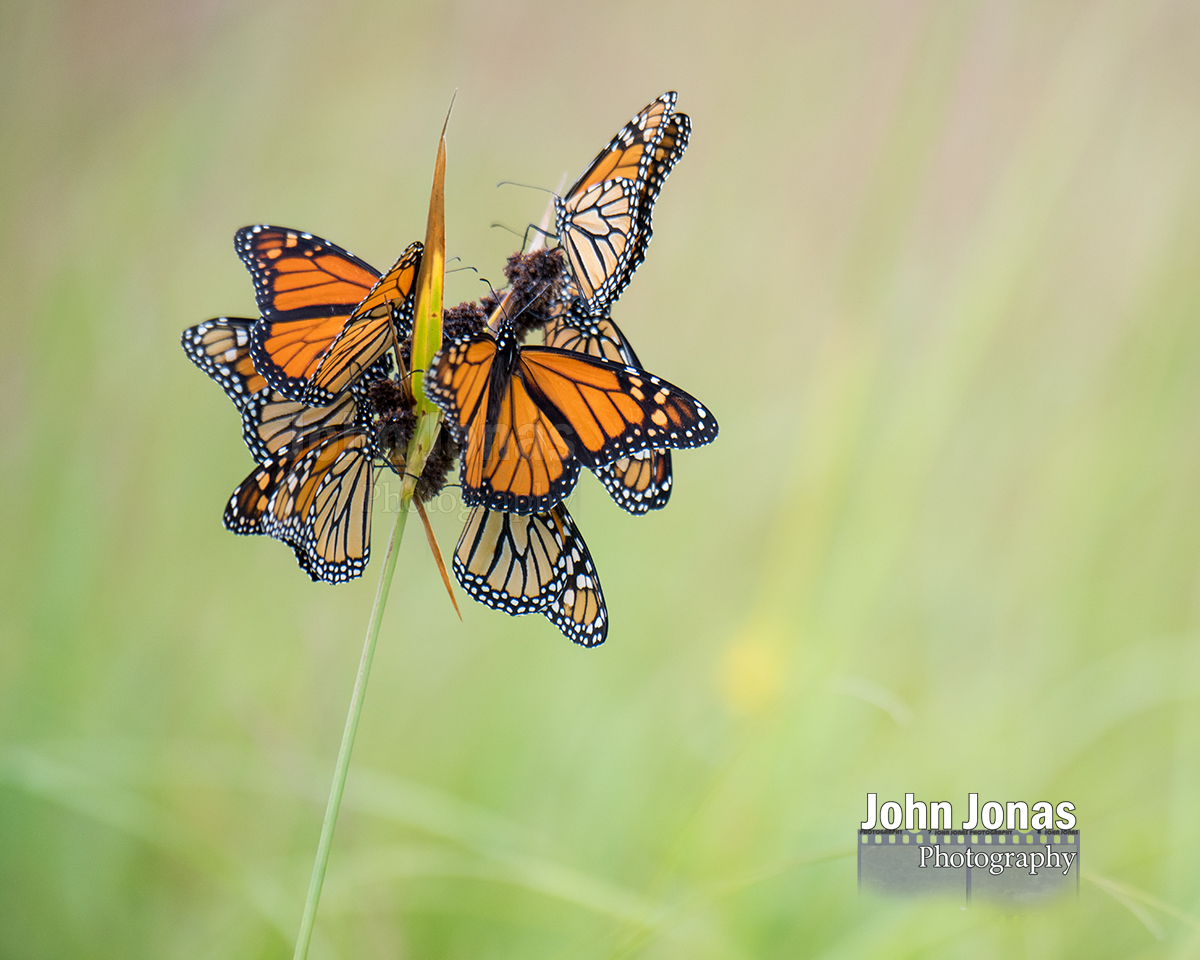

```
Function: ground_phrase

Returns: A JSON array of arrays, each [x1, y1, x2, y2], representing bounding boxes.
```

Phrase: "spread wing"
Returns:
[[427, 329, 715, 514], [426, 334, 580, 515]]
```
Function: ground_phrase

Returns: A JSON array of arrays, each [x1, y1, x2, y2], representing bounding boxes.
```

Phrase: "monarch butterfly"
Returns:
[[555, 93, 690, 313], [425, 320, 718, 515], [545, 299, 672, 514], [454, 503, 607, 646], [236, 225, 421, 401], [182, 317, 385, 583]]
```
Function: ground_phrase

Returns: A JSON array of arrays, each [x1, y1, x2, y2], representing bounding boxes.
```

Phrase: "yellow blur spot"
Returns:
[[718, 628, 786, 715]]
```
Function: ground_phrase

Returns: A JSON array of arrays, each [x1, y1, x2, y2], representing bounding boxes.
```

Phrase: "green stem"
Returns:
[[292, 501, 411, 960]]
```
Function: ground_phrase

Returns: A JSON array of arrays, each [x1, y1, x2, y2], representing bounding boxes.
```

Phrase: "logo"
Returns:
[[857, 794, 1079, 903]]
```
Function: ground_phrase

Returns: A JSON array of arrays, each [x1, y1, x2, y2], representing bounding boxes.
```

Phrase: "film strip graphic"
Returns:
[[858, 829, 1080, 903]]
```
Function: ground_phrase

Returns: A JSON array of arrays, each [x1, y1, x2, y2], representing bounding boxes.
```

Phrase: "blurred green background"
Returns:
[[4, 0, 1200, 956]]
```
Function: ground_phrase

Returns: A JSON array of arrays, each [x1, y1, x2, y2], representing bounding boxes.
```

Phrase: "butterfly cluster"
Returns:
[[182, 92, 716, 646]]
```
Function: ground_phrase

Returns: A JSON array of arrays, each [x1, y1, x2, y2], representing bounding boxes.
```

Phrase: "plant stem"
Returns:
[[292, 501, 411, 960]]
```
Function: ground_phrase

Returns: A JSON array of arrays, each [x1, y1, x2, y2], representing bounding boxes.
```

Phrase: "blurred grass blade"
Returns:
[[0, 747, 297, 942], [1084, 871, 1200, 935], [415, 498, 461, 619], [295, 108, 455, 959]]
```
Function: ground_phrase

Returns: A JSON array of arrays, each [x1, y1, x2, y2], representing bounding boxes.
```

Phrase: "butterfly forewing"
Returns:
[[305, 241, 423, 404], [562, 92, 677, 199], [427, 329, 716, 515], [519, 347, 718, 464], [237, 225, 382, 399], [554, 93, 685, 313], [543, 309, 674, 514], [182, 318, 269, 409]]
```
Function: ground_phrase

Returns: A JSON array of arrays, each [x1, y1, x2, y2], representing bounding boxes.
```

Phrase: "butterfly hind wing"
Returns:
[[543, 309, 673, 513], [454, 503, 608, 647], [181, 318, 269, 411], [543, 507, 607, 646], [555, 179, 643, 311], [594, 449, 672, 514]]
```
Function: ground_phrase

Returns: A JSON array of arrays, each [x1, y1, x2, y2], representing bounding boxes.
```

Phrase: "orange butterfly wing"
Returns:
[[561, 92, 677, 198], [305, 241, 423, 405], [237, 225, 382, 399], [184, 315, 379, 583], [429, 335, 580, 514], [223, 426, 375, 584]]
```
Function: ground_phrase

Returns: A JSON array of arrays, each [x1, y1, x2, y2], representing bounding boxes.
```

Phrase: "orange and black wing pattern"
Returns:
[[561, 92, 677, 202], [454, 505, 570, 615], [237, 225, 382, 399], [454, 504, 607, 646], [426, 331, 580, 514], [426, 324, 716, 514], [183, 317, 375, 465], [183, 316, 379, 583], [542, 509, 607, 647], [223, 424, 376, 584], [626, 110, 690, 281], [305, 241, 423, 405], [182, 317, 269, 412], [544, 305, 673, 513], [554, 93, 683, 312]]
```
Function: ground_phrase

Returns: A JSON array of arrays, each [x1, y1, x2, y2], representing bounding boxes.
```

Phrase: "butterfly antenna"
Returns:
[[496, 180, 555, 195], [524, 173, 568, 254], [490, 222, 525, 240]]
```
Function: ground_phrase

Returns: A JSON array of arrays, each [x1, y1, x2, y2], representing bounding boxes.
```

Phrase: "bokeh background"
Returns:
[[4, 0, 1200, 956]]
